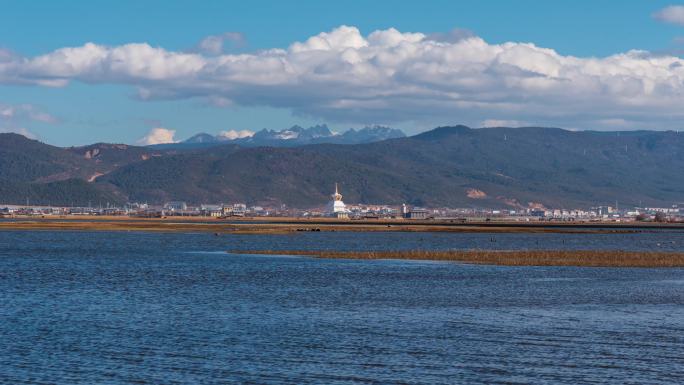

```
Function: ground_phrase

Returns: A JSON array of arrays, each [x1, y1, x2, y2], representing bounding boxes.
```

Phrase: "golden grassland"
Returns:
[[0, 217, 673, 234], [231, 249, 684, 267]]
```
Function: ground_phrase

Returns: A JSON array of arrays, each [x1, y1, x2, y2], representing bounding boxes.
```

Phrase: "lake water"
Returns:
[[1, 230, 684, 384]]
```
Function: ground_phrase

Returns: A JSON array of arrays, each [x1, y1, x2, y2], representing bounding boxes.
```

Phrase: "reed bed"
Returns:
[[233, 249, 684, 267], [0, 219, 652, 234]]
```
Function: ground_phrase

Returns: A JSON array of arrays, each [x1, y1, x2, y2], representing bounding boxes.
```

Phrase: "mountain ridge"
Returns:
[[159, 124, 407, 150], [2, 125, 684, 207]]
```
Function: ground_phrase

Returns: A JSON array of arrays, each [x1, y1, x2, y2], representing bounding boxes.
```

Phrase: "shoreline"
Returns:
[[231, 249, 684, 268], [1, 217, 683, 234], [2, 214, 684, 227]]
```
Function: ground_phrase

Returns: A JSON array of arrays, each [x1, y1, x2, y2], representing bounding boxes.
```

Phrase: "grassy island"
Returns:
[[232, 249, 684, 268]]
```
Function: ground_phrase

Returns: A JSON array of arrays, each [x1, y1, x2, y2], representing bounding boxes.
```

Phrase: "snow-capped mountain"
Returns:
[[249, 124, 336, 143], [174, 124, 405, 148]]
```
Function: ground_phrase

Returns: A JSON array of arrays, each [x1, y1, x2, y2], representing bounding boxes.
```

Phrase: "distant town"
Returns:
[[1, 184, 683, 223]]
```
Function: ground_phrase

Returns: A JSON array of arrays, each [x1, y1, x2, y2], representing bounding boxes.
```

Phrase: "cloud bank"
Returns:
[[3, 25, 684, 129]]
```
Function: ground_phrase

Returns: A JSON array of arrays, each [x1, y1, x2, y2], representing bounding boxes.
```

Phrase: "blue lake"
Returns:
[[1, 230, 684, 384]]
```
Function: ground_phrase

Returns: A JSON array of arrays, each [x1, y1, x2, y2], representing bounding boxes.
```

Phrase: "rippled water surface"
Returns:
[[2, 230, 684, 384]]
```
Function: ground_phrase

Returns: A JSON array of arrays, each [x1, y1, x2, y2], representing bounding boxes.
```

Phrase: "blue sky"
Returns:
[[1, 0, 684, 145]]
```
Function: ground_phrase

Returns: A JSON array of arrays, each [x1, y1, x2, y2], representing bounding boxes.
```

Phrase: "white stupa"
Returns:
[[327, 183, 347, 215]]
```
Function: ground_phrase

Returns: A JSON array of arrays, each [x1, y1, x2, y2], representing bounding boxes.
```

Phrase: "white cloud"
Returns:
[[137, 127, 177, 145], [481, 119, 529, 128], [653, 5, 684, 26], [290, 25, 369, 52], [217, 129, 254, 140], [0, 103, 58, 123], [0, 103, 57, 139], [28, 110, 58, 123], [196, 32, 245, 55], [0, 107, 13, 118], [4, 26, 684, 129]]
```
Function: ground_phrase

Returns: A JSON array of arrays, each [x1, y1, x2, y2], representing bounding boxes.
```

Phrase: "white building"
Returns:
[[327, 183, 348, 217], [164, 201, 187, 211], [200, 204, 223, 217], [232, 203, 247, 216]]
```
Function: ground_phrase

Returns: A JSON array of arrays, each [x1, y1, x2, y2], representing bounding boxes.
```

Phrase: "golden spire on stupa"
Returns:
[[332, 182, 343, 201]]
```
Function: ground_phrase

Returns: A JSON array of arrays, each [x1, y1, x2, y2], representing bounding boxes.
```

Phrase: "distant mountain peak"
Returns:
[[170, 124, 405, 149], [184, 133, 219, 144], [341, 125, 405, 142]]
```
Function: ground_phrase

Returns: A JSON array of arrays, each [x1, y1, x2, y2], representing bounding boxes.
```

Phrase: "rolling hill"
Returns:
[[0, 134, 178, 206], [2, 126, 684, 208]]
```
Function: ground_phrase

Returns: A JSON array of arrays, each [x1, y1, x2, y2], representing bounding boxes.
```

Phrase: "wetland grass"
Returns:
[[232, 249, 684, 267]]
